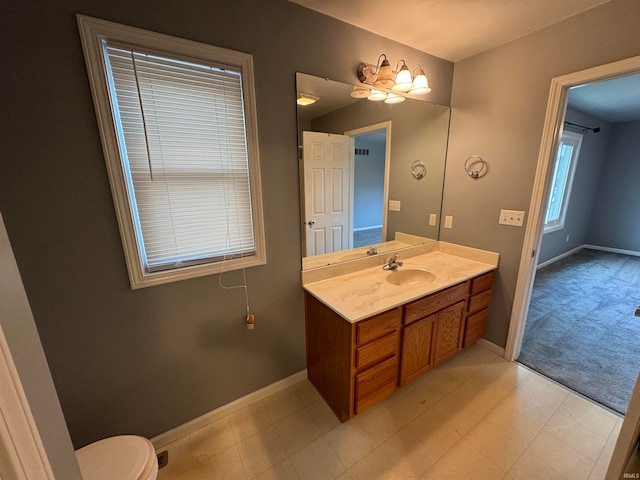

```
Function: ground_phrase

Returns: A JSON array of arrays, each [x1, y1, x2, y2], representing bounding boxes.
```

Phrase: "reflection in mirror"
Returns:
[[297, 72, 451, 269]]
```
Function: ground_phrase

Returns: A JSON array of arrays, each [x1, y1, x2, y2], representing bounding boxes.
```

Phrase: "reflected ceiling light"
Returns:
[[297, 93, 319, 106], [384, 93, 405, 104], [367, 89, 387, 101], [357, 54, 431, 96]]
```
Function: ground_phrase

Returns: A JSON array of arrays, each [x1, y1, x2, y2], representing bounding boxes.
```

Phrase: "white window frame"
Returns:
[[543, 130, 582, 234], [77, 15, 266, 288]]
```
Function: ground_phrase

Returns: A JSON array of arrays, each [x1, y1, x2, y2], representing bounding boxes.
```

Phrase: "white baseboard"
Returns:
[[353, 225, 382, 232], [151, 369, 307, 449], [536, 244, 640, 270], [536, 245, 584, 269], [583, 244, 640, 257], [476, 338, 506, 357]]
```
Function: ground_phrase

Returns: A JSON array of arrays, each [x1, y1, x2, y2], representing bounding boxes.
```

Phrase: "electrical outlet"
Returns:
[[498, 209, 525, 227], [388, 200, 401, 212], [444, 215, 453, 229], [429, 213, 437, 226]]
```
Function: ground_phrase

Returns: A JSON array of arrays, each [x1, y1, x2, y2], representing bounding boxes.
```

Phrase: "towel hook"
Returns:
[[464, 155, 487, 179], [411, 160, 426, 180]]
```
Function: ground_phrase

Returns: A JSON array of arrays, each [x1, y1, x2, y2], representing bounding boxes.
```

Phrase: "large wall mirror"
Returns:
[[297, 72, 451, 269]]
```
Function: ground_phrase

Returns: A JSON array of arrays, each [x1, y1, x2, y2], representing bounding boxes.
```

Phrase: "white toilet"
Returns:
[[75, 435, 158, 480]]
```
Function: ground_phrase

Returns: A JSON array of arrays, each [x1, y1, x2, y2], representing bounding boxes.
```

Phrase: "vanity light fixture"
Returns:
[[409, 66, 431, 95], [297, 93, 319, 106], [357, 55, 431, 96], [392, 61, 413, 92], [367, 89, 388, 102], [384, 93, 405, 104], [350, 86, 370, 98]]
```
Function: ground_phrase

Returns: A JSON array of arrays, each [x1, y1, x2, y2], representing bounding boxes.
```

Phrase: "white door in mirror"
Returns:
[[303, 131, 352, 256]]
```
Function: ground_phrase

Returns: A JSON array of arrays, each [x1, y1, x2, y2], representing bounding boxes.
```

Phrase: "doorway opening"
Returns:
[[506, 55, 640, 414], [345, 122, 391, 248]]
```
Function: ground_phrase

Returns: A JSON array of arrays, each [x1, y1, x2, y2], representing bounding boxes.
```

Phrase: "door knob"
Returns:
[[307, 221, 315, 227]]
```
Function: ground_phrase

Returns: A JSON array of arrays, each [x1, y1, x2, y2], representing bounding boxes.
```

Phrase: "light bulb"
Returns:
[[385, 93, 405, 104], [367, 89, 387, 101], [409, 68, 431, 95], [393, 63, 413, 92]]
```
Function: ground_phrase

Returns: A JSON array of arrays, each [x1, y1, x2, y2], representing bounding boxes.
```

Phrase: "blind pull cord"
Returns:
[[131, 53, 155, 181]]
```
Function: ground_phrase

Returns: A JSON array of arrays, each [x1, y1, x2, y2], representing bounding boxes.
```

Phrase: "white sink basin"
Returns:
[[385, 268, 436, 287]]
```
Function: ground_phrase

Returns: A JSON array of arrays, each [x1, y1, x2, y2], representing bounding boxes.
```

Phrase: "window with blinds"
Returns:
[[544, 130, 582, 234], [77, 16, 266, 288]]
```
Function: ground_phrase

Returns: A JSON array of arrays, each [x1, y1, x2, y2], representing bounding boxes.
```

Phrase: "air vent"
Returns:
[[157, 450, 169, 469]]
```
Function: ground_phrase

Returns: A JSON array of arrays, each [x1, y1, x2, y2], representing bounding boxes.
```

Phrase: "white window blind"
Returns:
[[103, 42, 256, 272]]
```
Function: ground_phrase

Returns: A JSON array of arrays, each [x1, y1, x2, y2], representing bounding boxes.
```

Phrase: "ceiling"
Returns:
[[292, 0, 640, 123], [568, 74, 640, 123], [289, 0, 613, 62]]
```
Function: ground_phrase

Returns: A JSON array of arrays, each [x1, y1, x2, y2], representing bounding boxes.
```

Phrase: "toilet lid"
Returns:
[[76, 435, 155, 480]]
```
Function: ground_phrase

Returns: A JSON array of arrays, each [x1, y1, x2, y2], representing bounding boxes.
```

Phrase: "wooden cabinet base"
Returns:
[[305, 269, 495, 421]]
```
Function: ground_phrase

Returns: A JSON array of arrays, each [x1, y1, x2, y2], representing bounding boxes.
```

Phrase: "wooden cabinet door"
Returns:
[[400, 314, 436, 386], [434, 301, 465, 365]]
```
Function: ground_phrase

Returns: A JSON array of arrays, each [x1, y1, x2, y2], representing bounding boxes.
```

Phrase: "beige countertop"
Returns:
[[302, 243, 499, 323]]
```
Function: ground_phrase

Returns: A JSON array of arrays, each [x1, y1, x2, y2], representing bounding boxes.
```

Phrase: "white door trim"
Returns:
[[505, 54, 640, 361], [0, 319, 55, 480]]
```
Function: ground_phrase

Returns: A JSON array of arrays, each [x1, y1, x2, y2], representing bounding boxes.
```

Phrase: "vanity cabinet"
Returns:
[[305, 296, 401, 422], [305, 269, 495, 421], [464, 271, 495, 347], [400, 281, 468, 386]]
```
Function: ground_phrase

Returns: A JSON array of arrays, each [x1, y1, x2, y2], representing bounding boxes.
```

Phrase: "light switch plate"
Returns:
[[389, 200, 401, 212], [429, 213, 437, 226], [499, 209, 525, 226]]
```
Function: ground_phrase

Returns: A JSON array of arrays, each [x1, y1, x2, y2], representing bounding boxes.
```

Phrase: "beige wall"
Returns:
[[442, 0, 640, 346]]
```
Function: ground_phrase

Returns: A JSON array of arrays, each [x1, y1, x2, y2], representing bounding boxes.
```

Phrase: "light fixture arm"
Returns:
[[395, 59, 408, 72], [357, 53, 389, 84], [374, 54, 387, 74]]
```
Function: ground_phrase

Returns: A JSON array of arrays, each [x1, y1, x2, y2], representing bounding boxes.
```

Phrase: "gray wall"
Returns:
[[587, 119, 640, 251], [0, 214, 82, 479], [442, 0, 640, 347], [0, 0, 453, 447], [538, 108, 611, 264]]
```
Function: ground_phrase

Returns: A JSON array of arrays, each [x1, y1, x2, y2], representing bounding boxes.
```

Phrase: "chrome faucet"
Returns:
[[383, 253, 403, 270], [366, 245, 378, 256]]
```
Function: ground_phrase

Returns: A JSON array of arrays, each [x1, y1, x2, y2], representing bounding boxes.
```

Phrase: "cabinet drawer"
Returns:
[[355, 356, 398, 414], [464, 308, 489, 347], [356, 331, 399, 370], [356, 308, 401, 345], [470, 271, 495, 296], [404, 281, 469, 325], [468, 289, 492, 315]]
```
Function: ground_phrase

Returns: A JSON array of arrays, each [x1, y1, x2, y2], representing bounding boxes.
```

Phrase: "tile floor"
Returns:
[[156, 345, 622, 480]]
